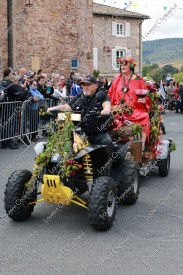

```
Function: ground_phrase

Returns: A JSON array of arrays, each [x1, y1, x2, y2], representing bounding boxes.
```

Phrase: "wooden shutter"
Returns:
[[125, 22, 130, 37], [93, 48, 98, 70], [112, 22, 117, 36], [112, 49, 118, 71]]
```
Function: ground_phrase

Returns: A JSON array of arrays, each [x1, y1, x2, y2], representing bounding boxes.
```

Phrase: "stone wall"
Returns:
[[93, 14, 142, 78], [0, 0, 8, 78], [1, 0, 93, 78]]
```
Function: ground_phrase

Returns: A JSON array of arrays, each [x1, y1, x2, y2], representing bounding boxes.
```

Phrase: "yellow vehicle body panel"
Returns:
[[42, 175, 73, 205]]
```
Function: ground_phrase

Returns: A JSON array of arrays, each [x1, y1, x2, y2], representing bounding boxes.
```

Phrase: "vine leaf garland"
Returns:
[[25, 112, 78, 191]]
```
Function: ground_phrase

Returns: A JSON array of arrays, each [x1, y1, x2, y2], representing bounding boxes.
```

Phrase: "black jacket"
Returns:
[[178, 87, 183, 99], [67, 78, 74, 95], [6, 83, 29, 102], [37, 83, 54, 98], [68, 90, 111, 135], [1, 78, 29, 102]]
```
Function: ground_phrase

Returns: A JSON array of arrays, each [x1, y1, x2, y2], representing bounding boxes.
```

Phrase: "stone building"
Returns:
[[0, 0, 93, 78], [93, 3, 150, 78]]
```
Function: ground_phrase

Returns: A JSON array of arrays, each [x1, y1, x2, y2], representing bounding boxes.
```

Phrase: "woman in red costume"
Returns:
[[108, 57, 151, 151]]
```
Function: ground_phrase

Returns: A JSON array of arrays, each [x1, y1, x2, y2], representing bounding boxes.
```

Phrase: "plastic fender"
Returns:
[[34, 142, 47, 156], [74, 144, 108, 160], [156, 140, 171, 160]]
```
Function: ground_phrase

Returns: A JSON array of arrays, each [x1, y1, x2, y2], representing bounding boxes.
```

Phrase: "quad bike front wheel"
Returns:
[[159, 153, 170, 177], [88, 176, 117, 231], [118, 160, 140, 205], [4, 170, 37, 221]]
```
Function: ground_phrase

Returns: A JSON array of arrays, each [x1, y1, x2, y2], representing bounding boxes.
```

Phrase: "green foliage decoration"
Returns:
[[25, 112, 75, 191], [93, 70, 100, 78]]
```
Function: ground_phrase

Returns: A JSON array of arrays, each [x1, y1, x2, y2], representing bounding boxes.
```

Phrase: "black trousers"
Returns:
[[88, 132, 113, 157]]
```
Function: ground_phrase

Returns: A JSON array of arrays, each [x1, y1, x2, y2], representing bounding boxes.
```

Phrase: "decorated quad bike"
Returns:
[[4, 90, 175, 231]]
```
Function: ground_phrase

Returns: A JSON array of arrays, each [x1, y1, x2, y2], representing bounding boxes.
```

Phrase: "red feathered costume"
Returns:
[[108, 73, 151, 141]]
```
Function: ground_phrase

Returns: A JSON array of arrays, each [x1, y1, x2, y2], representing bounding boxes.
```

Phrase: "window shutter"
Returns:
[[112, 49, 118, 71], [93, 48, 98, 70], [125, 22, 130, 37], [112, 22, 117, 36], [126, 49, 131, 58]]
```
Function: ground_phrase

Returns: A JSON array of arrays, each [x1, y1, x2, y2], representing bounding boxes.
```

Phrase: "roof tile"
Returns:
[[93, 3, 150, 19]]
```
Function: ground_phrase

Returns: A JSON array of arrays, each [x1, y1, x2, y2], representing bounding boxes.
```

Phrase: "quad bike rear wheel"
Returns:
[[88, 176, 117, 231], [118, 160, 140, 204], [159, 153, 170, 177], [4, 170, 37, 221]]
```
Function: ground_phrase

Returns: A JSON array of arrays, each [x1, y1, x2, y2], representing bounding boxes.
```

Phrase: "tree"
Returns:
[[142, 63, 159, 77], [146, 68, 162, 83], [150, 63, 159, 70], [173, 72, 183, 83], [161, 65, 178, 80], [179, 65, 183, 73], [142, 65, 150, 77]]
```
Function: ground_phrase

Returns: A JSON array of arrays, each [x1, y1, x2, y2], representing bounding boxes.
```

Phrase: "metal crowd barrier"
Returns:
[[20, 98, 53, 138], [0, 101, 22, 141], [0, 96, 70, 143]]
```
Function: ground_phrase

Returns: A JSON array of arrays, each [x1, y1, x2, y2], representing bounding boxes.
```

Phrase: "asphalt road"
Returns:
[[0, 111, 183, 275]]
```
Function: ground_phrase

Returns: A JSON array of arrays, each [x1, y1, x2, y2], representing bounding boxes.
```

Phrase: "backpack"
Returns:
[[0, 79, 13, 102]]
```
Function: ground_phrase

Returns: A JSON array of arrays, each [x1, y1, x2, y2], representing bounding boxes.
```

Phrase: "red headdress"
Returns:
[[117, 57, 137, 68]]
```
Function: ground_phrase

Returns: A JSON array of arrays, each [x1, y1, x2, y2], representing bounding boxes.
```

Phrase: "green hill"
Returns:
[[142, 38, 183, 66]]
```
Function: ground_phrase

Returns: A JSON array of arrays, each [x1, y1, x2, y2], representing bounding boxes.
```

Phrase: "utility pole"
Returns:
[[7, 0, 13, 68]]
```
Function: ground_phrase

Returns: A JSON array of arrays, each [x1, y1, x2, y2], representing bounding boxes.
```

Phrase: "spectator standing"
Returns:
[[166, 80, 175, 110], [23, 73, 32, 91], [51, 73, 59, 90], [1, 70, 26, 149], [37, 76, 54, 99], [29, 80, 44, 142], [178, 83, 183, 114], [6, 75, 29, 102], [174, 83, 180, 113], [58, 76, 67, 102], [67, 72, 75, 96], [100, 77, 109, 93], [59, 76, 66, 89], [72, 78, 82, 97], [18, 68, 27, 84], [37, 69, 43, 77], [166, 74, 172, 86], [32, 73, 38, 81], [42, 73, 48, 82]]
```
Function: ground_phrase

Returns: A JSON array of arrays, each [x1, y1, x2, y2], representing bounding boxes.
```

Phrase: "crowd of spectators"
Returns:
[[0, 67, 110, 149], [160, 74, 183, 113], [143, 74, 183, 114]]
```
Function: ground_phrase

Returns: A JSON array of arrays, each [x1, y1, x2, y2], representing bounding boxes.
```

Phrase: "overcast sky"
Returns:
[[94, 0, 183, 41]]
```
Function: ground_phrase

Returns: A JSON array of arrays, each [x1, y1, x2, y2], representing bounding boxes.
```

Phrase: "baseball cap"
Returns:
[[80, 75, 98, 85], [24, 73, 31, 77]]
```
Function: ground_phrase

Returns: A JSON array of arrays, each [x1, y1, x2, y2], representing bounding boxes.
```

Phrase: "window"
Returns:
[[112, 49, 131, 71], [116, 50, 125, 68], [71, 60, 79, 69], [112, 22, 130, 37], [116, 23, 124, 36]]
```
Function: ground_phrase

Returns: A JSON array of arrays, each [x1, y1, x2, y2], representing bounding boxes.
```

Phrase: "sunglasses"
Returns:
[[33, 84, 37, 86]]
